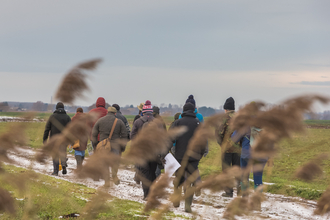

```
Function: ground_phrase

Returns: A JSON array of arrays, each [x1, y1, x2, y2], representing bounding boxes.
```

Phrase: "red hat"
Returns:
[[142, 100, 153, 113]]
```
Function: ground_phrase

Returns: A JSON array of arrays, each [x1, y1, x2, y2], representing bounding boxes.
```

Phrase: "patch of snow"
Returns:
[[6, 148, 330, 220]]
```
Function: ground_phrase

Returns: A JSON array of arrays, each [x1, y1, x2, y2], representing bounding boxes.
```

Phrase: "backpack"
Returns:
[[96, 118, 118, 152], [140, 117, 152, 129]]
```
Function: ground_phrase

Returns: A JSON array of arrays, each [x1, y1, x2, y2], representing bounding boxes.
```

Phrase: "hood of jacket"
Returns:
[[54, 108, 66, 114], [96, 97, 106, 108], [181, 110, 196, 118]]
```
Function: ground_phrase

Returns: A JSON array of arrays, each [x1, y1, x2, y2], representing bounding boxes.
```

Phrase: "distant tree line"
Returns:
[[1, 101, 330, 118]]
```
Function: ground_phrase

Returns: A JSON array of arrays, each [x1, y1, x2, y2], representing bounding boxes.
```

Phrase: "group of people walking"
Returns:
[[43, 95, 267, 213]]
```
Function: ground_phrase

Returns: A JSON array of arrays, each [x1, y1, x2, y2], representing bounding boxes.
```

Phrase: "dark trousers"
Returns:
[[75, 155, 85, 169], [175, 160, 200, 187], [52, 154, 66, 173], [222, 152, 240, 195], [141, 161, 158, 199]]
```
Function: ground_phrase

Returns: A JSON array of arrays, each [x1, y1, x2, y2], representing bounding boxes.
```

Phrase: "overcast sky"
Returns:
[[0, 0, 329, 111]]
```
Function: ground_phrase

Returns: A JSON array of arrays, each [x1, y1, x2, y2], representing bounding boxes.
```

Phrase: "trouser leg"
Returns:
[[75, 155, 83, 169], [222, 153, 233, 195], [52, 156, 59, 174], [240, 157, 249, 192], [253, 161, 267, 189], [184, 161, 199, 212], [141, 161, 157, 199]]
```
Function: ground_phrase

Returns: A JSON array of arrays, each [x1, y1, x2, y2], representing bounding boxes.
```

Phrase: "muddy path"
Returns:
[[6, 148, 330, 220]]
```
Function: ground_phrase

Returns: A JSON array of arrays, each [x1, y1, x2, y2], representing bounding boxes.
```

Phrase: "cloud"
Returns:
[[294, 81, 330, 86], [321, 76, 328, 78]]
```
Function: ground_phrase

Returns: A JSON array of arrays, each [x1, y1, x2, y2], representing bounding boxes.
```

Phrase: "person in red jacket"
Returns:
[[71, 108, 87, 169], [89, 97, 108, 150]]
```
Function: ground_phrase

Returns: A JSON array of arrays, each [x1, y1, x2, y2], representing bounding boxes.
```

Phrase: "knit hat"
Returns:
[[107, 106, 117, 113], [112, 104, 120, 111], [142, 100, 153, 113], [76, 107, 83, 113], [56, 102, 64, 109], [185, 95, 196, 108], [223, 97, 235, 110], [137, 103, 144, 111], [183, 102, 195, 112]]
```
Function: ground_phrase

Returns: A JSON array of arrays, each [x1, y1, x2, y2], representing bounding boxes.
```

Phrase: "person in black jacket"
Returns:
[[112, 104, 131, 140], [43, 102, 71, 176], [170, 102, 207, 213], [131, 100, 158, 200]]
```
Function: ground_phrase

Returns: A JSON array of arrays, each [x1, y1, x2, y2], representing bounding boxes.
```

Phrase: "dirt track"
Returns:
[[6, 148, 330, 220]]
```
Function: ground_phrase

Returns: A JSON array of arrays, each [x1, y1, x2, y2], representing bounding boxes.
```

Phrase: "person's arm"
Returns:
[[119, 121, 128, 152], [91, 120, 100, 146], [43, 116, 52, 143], [123, 118, 131, 140], [130, 119, 140, 140]]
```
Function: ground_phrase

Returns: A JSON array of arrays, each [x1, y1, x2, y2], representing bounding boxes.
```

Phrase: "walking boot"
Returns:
[[184, 185, 195, 213], [52, 168, 59, 176], [113, 176, 120, 185], [62, 166, 67, 175], [185, 195, 193, 213]]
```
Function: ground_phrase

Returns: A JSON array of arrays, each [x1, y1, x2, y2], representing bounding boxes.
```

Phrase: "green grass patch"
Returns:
[[0, 165, 146, 219]]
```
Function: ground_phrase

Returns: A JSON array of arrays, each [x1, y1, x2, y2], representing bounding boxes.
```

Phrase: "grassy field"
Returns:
[[0, 165, 187, 220], [1, 113, 330, 200], [0, 165, 146, 220]]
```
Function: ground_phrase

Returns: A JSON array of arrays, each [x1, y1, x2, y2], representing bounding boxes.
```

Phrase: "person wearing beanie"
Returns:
[[180, 95, 204, 123], [71, 108, 87, 170], [89, 97, 109, 150], [92, 106, 128, 186], [113, 104, 131, 140], [43, 102, 71, 176], [216, 96, 240, 197], [130, 100, 159, 200], [169, 102, 206, 213]]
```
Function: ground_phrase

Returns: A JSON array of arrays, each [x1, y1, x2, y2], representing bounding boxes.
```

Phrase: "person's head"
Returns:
[[107, 106, 117, 115], [96, 97, 106, 108], [137, 103, 144, 113], [183, 102, 195, 112], [185, 94, 196, 108], [56, 102, 64, 110], [223, 97, 235, 111], [142, 100, 153, 114], [153, 106, 160, 116], [112, 104, 120, 111], [76, 107, 83, 113]]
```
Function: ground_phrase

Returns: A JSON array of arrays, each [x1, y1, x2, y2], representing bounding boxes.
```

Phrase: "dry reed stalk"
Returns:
[[248, 186, 265, 211], [231, 95, 330, 161], [55, 58, 102, 104], [125, 119, 187, 166], [80, 189, 112, 219], [0, 187, 16, 215], [0, 123, 27, 164], [76, 151, 120, 182], [144, 174, 170, 212], [295, 154, 329, 182], [36, 113, 97, 162], [223, 197, 248, 219], [197, 166, 241, 192], [315, 186, 330, 215]]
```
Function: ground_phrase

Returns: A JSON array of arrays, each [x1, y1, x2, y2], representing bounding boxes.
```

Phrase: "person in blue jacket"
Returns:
[[231, 127, 268, 194]]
